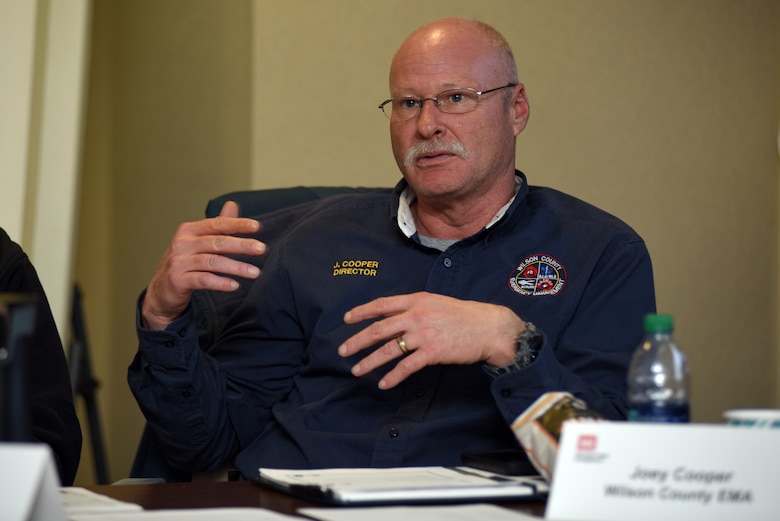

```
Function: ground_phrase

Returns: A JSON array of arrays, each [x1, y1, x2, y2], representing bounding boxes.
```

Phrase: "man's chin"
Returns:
[[406, 172, 465, 198]]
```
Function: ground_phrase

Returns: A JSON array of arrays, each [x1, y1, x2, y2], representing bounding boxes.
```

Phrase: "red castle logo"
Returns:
[[577, 434, 597, 452]]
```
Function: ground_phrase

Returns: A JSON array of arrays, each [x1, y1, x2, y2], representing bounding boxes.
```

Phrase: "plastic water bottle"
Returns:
[[627, 313, 690, 422]]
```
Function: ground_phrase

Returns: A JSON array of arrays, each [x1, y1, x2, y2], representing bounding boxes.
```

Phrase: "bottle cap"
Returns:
[[643, 313, 673, 333]]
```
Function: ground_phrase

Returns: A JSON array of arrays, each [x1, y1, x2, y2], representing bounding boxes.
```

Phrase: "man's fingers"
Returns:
[[338, 314, 409, 358], [377, 352, 430, 390], [339, 292, 523, 390], [210, 214, 260, 236], [348, 333, 438, 390], [350, 336, 409, 375], [185, 271, 242, 292], [191, 200, 260, 237], [207, 234, 265, 256], [142, 203, 264, 331], [219, 200, 240, 218], [343, 294, 416, 323], [169, 232, 265, 260], [194, 252, 261, 279]]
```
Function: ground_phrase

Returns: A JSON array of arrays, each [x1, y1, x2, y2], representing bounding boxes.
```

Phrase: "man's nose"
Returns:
[[415, 99, 444, 137]]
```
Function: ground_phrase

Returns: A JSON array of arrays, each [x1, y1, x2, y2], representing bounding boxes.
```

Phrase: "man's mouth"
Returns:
[[404, 141, 468, 167], [417, 150, 454, 164]]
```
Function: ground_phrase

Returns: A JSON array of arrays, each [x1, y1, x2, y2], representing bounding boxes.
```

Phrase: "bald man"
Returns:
[[130, 18, 655, 479]]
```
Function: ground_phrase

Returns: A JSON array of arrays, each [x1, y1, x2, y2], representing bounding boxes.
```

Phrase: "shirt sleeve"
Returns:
[[129, 294, 241, 473], [128, 205, 319, 474], [129, 262, 307, 474]]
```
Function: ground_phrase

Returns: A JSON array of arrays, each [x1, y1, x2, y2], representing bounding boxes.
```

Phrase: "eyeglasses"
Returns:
[[378, 83, 517, 121]]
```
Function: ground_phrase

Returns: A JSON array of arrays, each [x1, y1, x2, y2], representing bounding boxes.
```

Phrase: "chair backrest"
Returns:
[[130, 185, 390, 482], [204, 186, 387, 218]]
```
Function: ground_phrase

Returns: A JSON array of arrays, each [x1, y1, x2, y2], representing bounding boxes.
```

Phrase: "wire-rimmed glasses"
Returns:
[[378, 83, 517, 121]]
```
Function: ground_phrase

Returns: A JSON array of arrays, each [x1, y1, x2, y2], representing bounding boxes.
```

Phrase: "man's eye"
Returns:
[[400, 98, 420, 109], [447, 93, 466, 103]]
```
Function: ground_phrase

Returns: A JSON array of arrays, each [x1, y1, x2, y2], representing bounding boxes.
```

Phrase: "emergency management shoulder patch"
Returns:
[[508, 254, 567, 296]]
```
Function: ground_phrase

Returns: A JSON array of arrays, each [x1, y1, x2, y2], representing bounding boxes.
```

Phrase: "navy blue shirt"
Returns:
[[129, 172, 655, 478]]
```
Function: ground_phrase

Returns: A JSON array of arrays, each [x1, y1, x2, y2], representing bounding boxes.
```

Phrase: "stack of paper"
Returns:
[[255, 466, 549, 505]]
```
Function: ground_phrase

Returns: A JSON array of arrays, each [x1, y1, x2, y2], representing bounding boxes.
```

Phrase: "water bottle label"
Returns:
[[628, 402, 689, 423]]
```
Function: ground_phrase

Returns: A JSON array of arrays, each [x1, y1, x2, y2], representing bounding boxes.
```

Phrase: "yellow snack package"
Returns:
[[511, 391, 603, 481]]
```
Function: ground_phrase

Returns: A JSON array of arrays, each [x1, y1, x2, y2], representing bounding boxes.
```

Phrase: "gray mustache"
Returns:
[[404, 140, 469, 167]]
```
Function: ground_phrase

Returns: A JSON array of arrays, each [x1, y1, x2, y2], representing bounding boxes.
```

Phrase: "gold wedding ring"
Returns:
[[396, 336, 410, 356]]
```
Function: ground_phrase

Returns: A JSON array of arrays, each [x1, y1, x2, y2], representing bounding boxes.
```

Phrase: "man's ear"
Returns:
[[511, 83, 530, 136]]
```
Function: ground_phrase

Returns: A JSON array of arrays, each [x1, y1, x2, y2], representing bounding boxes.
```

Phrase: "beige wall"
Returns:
[[75, 0, 780, 485], [1, 0, 91, 340], [75, 0, 252, 484]]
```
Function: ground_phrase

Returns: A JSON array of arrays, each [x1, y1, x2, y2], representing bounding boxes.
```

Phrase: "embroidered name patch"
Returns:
[[333, 259, 379, 277], [508, 254, 566, 296]]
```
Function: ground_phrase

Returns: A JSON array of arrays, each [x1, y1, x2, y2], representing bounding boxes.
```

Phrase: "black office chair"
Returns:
[[129, 185, 390, 482], [204, 185, 386, 219]]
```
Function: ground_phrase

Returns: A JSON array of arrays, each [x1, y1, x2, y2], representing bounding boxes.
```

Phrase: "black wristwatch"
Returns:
[[486, 322, 544, 375]]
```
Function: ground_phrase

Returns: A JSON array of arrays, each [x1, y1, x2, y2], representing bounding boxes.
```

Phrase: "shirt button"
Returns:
[[415, 390, 426, 398], [164, 340, 175, 348], [443, 258, 452, 268], [388, 428, 400, 438], [500, 388, 512, 397], [182, 390, 191, 398], [178, 329, 186, 337]]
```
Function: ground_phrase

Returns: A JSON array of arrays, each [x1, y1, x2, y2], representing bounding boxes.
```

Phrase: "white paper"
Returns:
[[60, 486, 143, 515], [68, 507, 300, 521], [301, 503, 543, 521]]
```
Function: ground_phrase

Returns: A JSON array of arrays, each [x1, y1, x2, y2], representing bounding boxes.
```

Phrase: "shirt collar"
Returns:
[[397, 176, 523, 239]]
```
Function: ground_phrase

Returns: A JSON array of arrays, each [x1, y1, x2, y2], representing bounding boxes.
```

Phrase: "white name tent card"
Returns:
[[545, 422, 780, 521], [0, 443, 66, 521]]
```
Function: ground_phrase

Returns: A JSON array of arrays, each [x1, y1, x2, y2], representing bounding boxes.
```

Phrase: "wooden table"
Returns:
[[85, 480, 547, 517]]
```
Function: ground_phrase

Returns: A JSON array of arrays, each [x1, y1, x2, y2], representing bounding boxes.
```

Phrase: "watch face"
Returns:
[[519, 323, 543, 364]]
